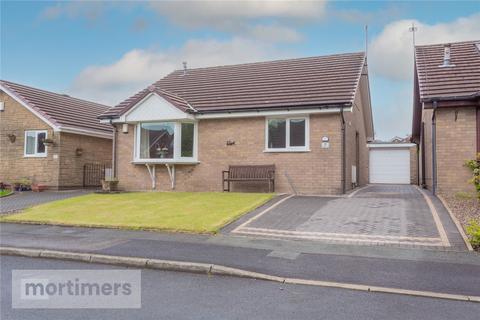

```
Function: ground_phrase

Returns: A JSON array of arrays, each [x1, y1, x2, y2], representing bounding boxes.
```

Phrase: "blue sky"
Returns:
[[1, 1, 479, 140]]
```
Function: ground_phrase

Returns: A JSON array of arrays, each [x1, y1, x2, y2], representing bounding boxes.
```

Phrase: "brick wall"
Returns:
[[420, 107, 476, 194], [410, 145, 418, 185], [0, 91, 112, 189], [421, 108, 434, 189], [0, 91, 60, 187], [436, 107, 476, 194], [344, 89, 370, 191], [116, 113, 345, 194], [58, 133, 112, 188]]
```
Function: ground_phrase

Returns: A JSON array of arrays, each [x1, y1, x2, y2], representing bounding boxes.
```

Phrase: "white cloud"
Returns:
[[149, 0, 327, 30], [247, 24, 303, 43], [40, 2, 107, 22], [369, 13, 480, 81], [70, 37, 291, 105]]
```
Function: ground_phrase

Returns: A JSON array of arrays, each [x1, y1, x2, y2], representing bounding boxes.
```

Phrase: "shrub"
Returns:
[[465, 153, 480, 198], [466, 220, 480, 250]]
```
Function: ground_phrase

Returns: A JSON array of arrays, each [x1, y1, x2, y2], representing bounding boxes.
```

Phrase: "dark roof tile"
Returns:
[[101, 52, 366, 118], [415, 40, 480, 101], [1, 80, 112, 135]]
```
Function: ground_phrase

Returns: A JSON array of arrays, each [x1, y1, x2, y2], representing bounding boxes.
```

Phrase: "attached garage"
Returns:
[[368, 144, 416, 184]]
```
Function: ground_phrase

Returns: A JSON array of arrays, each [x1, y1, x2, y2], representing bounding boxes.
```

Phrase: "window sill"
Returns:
[[24, 154, 47, 158], [263, 149, 310, 153], [132, 159, 199, 165]]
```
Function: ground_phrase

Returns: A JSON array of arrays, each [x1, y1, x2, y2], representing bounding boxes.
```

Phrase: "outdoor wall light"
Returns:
[[7, 133, 16, 143], [226, 140, 235, 146], [75, 148, 83, 156], [122, 123, 129, 134]]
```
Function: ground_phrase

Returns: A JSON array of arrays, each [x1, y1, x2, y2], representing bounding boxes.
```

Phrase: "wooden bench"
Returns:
[[223, 165, 275, 192]]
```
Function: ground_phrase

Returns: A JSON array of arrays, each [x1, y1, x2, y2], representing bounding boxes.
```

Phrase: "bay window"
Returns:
[[24, 130, 47, 157], [135, 121, 197, 162], [266, 117, 309, 152]]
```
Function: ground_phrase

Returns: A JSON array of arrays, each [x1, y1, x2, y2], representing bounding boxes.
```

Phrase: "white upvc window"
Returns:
[[265, 116, 310, 152], [134, 121, 198, 163], [24, 130, 47, 157]]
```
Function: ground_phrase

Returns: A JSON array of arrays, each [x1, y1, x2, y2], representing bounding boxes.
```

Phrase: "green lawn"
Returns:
[[0, 190, 13, 197], [0, 192, 274, 233]]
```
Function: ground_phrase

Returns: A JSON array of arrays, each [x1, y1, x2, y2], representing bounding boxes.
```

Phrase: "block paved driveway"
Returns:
[[0, 190, 91, 214], [230, 185, 465, 249]]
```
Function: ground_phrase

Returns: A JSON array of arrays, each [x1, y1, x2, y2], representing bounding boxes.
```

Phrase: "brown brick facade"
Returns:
[[436, 107, 476, 194], [410, 145, 418, 185], [419, 107, 476, 194], [344, 90, 370, 191], [116, 113, 349, 194], [0, 91, 112, 189]]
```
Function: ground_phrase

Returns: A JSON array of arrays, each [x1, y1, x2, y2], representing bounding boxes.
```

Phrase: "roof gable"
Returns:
[[123, 92, 192, 122]]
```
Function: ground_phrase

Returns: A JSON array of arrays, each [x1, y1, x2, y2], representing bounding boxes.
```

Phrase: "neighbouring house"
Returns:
[[412, 40, 480, 195], [0, 80, 113, 189], [99, 52, 374, 195]]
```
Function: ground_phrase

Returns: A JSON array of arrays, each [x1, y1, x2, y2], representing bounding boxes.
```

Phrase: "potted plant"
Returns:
[[32, 183, 48, 192], [14, 178, 32, 191], [101, 178, 119, 192]]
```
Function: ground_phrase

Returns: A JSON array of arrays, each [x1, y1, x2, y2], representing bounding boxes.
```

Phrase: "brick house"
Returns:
[[412, 40, 480, 195], [0, 80, 113, 189], [99, 53, 374, 194]]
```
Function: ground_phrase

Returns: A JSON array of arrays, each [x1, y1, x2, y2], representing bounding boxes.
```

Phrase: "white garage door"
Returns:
[[369, 148, 410, 184]]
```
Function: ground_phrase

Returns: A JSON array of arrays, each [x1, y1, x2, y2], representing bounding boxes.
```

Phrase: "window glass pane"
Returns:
[[289, 119, 305, 147], [268, 119, 286, 148], [181, 123, 194, 158], [139, 123, 174, 159], [25, 132, 36, 155], [37, 132, 46, 153]]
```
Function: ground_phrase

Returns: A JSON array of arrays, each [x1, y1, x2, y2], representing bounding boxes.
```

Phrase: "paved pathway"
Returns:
[[0, 190, 91, 213], [229, 185, 466, 250]]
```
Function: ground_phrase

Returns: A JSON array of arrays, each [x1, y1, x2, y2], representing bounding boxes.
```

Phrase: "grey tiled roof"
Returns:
[[1, 80, 112, 135], [101, 52, 366, 118], [415, 40, 480, 101]]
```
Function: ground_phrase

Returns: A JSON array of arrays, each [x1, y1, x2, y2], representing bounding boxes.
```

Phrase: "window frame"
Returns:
[[24, 130, 48, 158], [133, 121, 198, 163], [264, 116, 310, 152]]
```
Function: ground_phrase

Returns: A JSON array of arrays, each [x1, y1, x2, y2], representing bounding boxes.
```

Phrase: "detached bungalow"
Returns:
[[412, 40, 480, 194], [100, 53, 374, 194], [0, 80, 113, 189]]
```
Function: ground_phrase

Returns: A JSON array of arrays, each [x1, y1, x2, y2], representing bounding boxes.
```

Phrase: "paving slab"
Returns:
[[230, 184, 466, 250]]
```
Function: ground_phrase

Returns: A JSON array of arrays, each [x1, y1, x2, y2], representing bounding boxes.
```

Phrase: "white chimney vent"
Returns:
[[439, 44, 455, 67]]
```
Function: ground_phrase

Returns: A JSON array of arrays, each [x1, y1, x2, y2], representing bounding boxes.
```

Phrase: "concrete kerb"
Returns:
[[2, 246, 480, 303]]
